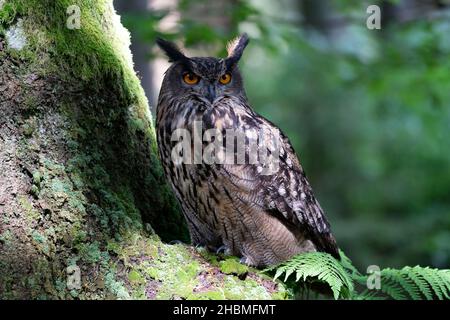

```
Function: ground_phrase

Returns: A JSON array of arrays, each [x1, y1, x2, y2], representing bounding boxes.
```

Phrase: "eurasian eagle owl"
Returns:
[[156, 34, 339, 267]]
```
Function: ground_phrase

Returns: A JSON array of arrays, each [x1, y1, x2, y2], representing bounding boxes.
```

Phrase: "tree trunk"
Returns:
[[115, 0, 155, 106], [0, 0, 287, 299]]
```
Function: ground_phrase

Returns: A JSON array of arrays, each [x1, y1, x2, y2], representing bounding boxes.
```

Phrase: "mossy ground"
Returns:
[[0, 0, 288, 299], [105, 234, 288, 300]]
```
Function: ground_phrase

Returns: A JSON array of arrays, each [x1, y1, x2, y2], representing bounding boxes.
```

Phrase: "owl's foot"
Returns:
[[215, 245, 232, 255], [239, 256, 258, 267]]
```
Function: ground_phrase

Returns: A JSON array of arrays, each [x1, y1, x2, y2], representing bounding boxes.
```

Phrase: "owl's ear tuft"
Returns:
[[156, 38, 187, 63], [226, 33, 250, 67]]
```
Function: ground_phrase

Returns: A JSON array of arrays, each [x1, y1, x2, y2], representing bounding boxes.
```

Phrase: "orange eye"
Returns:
[[183, 72, 199, 85], [219, 73, 232, 85]]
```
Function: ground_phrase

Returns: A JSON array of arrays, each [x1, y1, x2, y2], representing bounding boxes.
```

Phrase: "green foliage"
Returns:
[[267, 251, 450, 300], [266, 251, 353, 299], [376, 266, 450, 300]]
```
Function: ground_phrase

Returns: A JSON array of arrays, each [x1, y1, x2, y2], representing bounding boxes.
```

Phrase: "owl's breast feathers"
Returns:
[[201, 97, 340, 259]]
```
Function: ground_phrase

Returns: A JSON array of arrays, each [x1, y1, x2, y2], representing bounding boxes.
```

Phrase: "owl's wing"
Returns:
[[256, 117, 340, 259], [202, 100, 339, 259]]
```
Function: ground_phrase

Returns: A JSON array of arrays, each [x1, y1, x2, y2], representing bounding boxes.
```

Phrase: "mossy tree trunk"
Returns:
[[0, 0, 287, 299]]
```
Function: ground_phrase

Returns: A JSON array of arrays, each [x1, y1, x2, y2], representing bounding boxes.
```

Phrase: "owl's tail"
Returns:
[[314, 232, 341, 260]]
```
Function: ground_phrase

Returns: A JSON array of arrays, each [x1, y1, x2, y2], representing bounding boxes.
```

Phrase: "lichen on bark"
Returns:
[[0, 0, 288, 299]]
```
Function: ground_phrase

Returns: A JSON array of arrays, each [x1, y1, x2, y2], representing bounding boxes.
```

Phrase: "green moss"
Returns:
[[219, 258, 249, 276], [0, 1, 19, 26], [54, 279, 66, 298], [143, 266, 159, 280], [27, 258, 55, 299], [196, 247, 220, 266], [270, 288, 291, 300], [128, 270, 145, 285], [18, 195, 40, 222], [22, 95, 39, 115], [30, 185, 39, 197], [31, 231, 50, 256], [110, 235, 288, 300], [31, 170, 42, 196], [189, 290, 225, 300], [31, 231, 45, 243], [76, 241, 102, 264], [0, 230, 12, 244], [69, 172, 84, 190], [22, 121, 36, 137], [222, 276, 270, 300], [32, 171, 41, 186], [104, 270, 130, 300]]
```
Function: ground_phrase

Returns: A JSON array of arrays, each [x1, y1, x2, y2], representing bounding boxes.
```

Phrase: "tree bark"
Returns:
[[0, 0, 286, 300], [115, 0, 155, 107]]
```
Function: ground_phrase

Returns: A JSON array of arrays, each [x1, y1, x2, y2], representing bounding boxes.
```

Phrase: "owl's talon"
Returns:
[[239, 256, 257, 267], [216, 245, 228, 254]]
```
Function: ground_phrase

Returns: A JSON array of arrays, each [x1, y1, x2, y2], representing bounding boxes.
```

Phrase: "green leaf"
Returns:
[[267, 250, 450, 300], [267, 251, 354, 300]]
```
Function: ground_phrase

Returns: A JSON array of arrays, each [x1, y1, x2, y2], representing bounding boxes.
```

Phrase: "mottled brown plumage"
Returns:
[[156, 34, 339, 267]]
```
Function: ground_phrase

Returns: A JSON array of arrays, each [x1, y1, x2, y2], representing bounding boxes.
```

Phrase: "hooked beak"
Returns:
[[205, 84, 217, 104]]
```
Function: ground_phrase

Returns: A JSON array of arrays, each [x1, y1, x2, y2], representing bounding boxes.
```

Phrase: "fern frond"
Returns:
[[353, 289, 386, 300], [267, 252, 354, 299], [379, 266, 450, 300], [381, 269, 413, 300], [405, 266, 433, 300], [339, 250, 361, 277], [265, 249, 450, 300], [416, 267, 447, 300]]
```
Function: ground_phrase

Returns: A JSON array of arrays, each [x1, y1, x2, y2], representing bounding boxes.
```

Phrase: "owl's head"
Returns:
[[156, 34, 249, 105]]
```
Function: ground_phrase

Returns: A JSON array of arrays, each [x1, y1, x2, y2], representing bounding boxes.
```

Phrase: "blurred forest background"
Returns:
[[115, 0, 450, 271]]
